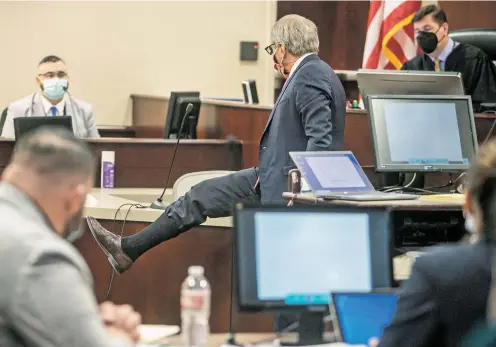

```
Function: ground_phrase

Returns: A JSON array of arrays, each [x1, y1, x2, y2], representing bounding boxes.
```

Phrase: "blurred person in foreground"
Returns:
[[369, 140, 496, 347], [0, 127, 140, 347]]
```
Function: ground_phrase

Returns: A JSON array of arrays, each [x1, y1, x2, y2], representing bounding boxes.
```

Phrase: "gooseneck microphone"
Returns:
[[150, 103, 194, 210]]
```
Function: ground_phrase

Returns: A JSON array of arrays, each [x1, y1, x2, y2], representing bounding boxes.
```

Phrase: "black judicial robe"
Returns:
[[402, 42, 496, 106]]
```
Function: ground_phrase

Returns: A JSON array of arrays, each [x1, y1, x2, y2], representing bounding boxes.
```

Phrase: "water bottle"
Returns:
[[181, 266, 211, 347]]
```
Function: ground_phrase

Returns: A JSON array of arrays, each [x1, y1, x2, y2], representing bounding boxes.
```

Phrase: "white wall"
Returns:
[[0, 1, 277, 125]]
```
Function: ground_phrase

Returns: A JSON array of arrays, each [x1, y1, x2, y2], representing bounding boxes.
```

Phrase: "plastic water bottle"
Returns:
[[181, 266, 211, 347]]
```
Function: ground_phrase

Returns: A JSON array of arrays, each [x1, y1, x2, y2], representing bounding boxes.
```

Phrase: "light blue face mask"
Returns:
[[465, 212, 477, 234], [42, 78, 68, 101]]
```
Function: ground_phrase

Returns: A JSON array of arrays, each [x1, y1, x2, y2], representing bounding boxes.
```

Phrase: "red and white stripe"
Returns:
[[362, 0, 435, 70]]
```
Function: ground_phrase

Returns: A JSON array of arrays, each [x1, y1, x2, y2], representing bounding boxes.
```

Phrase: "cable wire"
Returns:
[[103, 203, 144, 300]]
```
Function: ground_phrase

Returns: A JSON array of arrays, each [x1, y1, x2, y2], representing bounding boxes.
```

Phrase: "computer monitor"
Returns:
[[368, 94, 478, 173], [14, 116, 73, 140], [332, 291, 398, 345], [234, 205, 393, 345], [242, 80, 259, 104], [164, 91, 200, 139], [357, 69, 465, 110]]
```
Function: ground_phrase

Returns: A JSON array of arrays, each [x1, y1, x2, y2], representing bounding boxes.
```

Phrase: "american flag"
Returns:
[[362, 0, 436, 70]]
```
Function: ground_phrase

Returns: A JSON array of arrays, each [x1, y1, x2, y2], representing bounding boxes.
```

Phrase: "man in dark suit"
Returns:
[[86, 14, 346, 274], [376, 243, 490, 347]]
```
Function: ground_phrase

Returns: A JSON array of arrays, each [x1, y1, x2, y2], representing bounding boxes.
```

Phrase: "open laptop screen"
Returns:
[[290, 151, 374, 193], [333, 292, 398, 345]]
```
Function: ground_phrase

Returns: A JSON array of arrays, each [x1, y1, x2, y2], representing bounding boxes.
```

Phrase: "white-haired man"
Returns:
[[86, 14, 346, 275]]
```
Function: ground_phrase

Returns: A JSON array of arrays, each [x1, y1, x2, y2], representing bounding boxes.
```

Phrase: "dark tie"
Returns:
[[50, 106, 57, 117]]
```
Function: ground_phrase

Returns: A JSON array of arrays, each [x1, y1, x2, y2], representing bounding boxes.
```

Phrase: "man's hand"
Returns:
[[368, 337, 380, 347], [100, 301, 142, 343]]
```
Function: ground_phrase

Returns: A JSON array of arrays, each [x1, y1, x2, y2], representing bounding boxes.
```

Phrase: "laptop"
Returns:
[[14, 116, 73, 139], [289, 151, 418, 201], [331, 291, 398, 345]]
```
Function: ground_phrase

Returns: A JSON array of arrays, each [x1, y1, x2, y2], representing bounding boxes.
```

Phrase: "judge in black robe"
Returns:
[[401, 4, 496, 108], [402, 43, 496, 107]]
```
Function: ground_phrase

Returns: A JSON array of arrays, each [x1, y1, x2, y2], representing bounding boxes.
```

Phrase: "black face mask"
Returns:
[[416, 27, 443, 54]]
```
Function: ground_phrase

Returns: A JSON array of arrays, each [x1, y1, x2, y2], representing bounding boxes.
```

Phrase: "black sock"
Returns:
[[121, 212, 180, 261]]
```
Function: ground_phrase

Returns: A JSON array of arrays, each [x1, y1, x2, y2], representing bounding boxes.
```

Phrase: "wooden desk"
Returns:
[[0, 138, 242, 188], [78, 188, 273, 333], [281, 192, 464, 211], [132, 94, 270, 168], [131, 94, 496, 177], [97, 125, 136, 138]]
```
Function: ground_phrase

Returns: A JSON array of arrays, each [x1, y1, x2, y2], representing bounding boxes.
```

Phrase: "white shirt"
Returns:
[[41, 94, 65, 116], [289, 52, 317, 78]]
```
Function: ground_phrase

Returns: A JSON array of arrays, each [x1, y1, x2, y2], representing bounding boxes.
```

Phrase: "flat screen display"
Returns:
[[368, 96, 477, 172], [235, 206, 392, 312], [334, 292, 398, 345]]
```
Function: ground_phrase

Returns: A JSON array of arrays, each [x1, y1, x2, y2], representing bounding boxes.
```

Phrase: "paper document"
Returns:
[[139, 325, 180, 344], [419, 194, 464, 201]]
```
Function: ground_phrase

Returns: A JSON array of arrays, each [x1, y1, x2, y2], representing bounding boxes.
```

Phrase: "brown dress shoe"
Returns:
[[86, 216, 133, 273]]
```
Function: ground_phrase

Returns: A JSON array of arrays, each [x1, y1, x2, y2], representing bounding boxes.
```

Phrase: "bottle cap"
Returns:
[[188, 266, 205, 276]]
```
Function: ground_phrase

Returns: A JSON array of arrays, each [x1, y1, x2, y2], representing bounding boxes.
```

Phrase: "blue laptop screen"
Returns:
[[334, 292, 398, 345], [291, 152, 373, 193]]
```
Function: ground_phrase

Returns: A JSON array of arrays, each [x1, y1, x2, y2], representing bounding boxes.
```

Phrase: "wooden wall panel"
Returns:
[[277, 1, 496, 70], [0, 139, 242, 188]]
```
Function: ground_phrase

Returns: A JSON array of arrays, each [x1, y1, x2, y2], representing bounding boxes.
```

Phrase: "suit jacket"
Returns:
[[378, 242, 491, 347], [1, 92, 100, 139], [258, 54, 346, 204], [0, 183, 130, 347]]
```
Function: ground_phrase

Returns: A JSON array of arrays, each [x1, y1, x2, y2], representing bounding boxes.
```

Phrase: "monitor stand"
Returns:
[[403, 173, 425, 190], [280, 312, 331, 346], [378, 172, 403, 187]]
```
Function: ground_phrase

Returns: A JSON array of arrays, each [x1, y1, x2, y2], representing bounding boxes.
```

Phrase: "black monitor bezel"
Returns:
[[367, 94, 478, 173], [233, 203, 394, 314], [14, 116, 73, 139], [164, 91, 200, 139]]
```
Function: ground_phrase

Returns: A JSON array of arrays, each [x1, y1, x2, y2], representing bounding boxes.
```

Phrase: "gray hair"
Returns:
[[12, 127, 95, 182], [270, 14, 319, 56]]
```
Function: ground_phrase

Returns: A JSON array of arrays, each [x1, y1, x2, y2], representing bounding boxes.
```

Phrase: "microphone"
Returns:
[[150, 103, 194, 210]]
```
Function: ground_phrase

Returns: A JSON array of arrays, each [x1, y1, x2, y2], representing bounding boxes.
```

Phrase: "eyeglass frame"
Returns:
[[38, 71, 68, 79], [265, 43, 280, 55]]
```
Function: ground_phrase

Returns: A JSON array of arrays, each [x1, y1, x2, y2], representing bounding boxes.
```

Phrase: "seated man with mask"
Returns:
[[402, 5, 496, 108], [1, 55, 100, 139]]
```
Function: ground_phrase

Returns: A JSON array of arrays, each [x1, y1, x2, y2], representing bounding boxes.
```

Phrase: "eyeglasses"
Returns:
[[265, 43, 278, 55], [39, 71, 68, 79]]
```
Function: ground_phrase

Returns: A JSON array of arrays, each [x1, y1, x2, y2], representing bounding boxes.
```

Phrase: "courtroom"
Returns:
[[1, 1, 496, 347]]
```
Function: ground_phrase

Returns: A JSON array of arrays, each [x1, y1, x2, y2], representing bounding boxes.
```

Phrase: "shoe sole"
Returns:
[[87, 221, 125, 274]]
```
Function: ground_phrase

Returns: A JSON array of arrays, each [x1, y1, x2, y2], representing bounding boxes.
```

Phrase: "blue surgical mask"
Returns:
[[42, 79, 68, 101], [464, 212, 477, 234]]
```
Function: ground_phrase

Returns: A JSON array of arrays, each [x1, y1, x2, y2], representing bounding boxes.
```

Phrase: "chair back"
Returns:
[[172, 170, 234, 227], [449, 29, 496, 61]]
